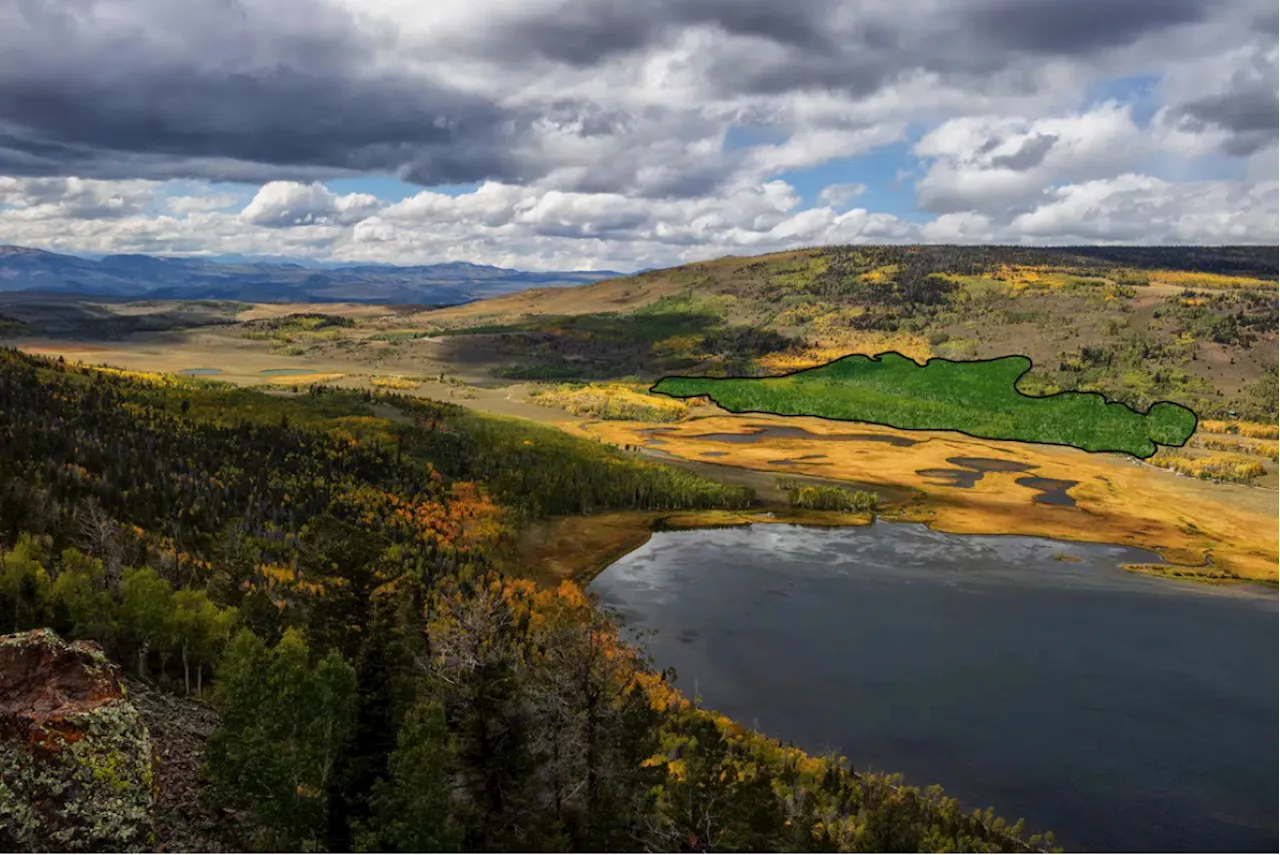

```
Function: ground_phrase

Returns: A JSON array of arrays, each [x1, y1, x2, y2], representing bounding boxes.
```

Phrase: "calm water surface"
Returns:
[[590, 522, 1279, 852]]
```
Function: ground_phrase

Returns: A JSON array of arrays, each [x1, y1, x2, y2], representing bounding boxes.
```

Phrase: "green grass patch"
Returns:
[[652, 352, 1197, 458], [366, 330, 435, 342], [634, 290, 733, 320]]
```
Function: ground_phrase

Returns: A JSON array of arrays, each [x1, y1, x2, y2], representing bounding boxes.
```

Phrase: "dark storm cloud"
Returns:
[[477, 0, 843, 67], [1180, 87, 1278, 136], [1172, 42, 1280, 155], [1249, 6, 1280, 34], [991, 134, 1058, 170], [1174, 78, 1279, 156], [0, 0, 527, 184], [706, 49, 908, 101], [487, 0, 1233, 101], [961, 0, 1210, 54], [0, 0, 1271, 191]]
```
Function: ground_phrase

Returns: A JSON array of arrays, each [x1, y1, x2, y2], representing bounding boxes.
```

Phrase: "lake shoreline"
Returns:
[[519, 504, 1277, 595], [588, 523, 1279, 852]]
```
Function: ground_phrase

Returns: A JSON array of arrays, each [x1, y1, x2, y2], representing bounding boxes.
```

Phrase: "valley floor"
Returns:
[[571, 413, 1278, 584], [7, 322, 1277, 586]]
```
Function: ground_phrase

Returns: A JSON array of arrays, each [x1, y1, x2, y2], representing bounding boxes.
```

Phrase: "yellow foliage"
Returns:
[[1149, 451, 1268, 484], [1192, 434, 1279, 461], [62, 462, 92, 481], [62, 362, 190, 388], [649, 334, 704, 359], [329, 415, 397, 445], [983, 264, 1101, 294], [859, 265, 898, 284], [1199, 420, 1279, 440], [760, 333, 932, 371], [1148, 270, 1277, 289], [265, 372, 344, 384], [804, 307, 867, 338], [370, 375, 423, 390], [530, 383, 689, 423]]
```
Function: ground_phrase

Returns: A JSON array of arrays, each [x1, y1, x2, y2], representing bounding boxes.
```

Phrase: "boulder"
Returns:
[[0, 629, 156, 852]]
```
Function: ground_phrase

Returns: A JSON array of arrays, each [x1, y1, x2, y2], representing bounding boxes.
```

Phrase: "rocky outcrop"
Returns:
[[0, 629, 155, 852]]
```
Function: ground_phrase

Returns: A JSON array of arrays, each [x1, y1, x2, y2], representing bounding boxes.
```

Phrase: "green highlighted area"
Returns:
[[651, 352, 1197, 458]]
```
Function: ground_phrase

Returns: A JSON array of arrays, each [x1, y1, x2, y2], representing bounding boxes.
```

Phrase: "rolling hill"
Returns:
[[416, 244, 1279, 421]]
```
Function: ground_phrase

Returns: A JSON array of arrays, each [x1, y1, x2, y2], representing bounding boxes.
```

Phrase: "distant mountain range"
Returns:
[[0, 246, 625, 305]]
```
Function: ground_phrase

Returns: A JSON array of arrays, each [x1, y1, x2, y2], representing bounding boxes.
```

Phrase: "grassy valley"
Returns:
[[651, 353, 1198, 458]]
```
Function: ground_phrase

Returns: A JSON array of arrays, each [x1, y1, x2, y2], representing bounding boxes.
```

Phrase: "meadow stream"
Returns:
[[589, 522, 1279, 852]]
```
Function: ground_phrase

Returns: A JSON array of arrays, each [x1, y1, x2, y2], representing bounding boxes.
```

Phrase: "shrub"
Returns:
[[1148, 451, 1268, 484], [777, 480, 879, 512]]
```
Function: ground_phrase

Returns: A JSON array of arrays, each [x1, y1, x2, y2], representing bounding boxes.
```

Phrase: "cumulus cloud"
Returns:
[[913, 102, 1148, 214], [1008, 174, 1279, 243], [241, 181, 382, 227], [2, 171, 1276, 272], [818, 183, 869, 208], [166, 193, 242, 214], [919, 174, 1278, 245], [0, 176, 156, 219]]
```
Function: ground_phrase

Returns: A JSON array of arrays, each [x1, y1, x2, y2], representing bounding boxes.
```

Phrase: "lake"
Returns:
[[589, 522, 1279, 852]]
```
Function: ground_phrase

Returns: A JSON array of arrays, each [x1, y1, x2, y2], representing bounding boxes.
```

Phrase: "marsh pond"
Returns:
[[590, 522, 1279, 852]]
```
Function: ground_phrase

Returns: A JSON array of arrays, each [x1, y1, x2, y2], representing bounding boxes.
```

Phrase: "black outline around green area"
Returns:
[[648, 351, 1199, 459]]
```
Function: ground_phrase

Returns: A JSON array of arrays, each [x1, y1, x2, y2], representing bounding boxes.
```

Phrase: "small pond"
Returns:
[[177, 367, 222, 376], [259, 367, 318, 375]]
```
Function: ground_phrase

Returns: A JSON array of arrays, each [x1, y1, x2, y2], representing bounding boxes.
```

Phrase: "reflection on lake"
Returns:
[[590, 522, 1278, 852]]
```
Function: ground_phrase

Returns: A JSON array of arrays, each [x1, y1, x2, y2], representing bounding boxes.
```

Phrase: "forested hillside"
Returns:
[[0, 349, 1050, 852], [422, 245, 1278, 421]]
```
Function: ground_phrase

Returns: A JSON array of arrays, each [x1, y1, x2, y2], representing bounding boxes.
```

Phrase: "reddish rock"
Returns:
[[0, 629, 156, 852], [1, 629, 120, 731]]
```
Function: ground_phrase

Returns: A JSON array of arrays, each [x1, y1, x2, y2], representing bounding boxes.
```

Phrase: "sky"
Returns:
[[0, 0, 1276, 272]]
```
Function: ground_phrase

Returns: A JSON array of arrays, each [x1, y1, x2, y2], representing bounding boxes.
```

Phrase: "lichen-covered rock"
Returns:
[[0, 629, 156, 852]]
